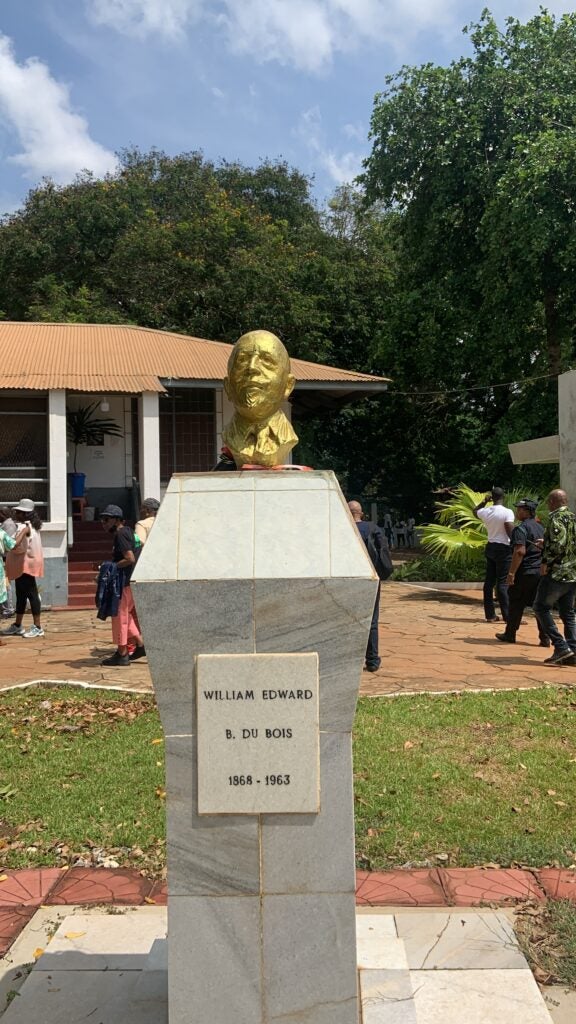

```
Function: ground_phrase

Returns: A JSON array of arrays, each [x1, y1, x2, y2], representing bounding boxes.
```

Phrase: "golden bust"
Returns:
[[222, 330, 299, 468]]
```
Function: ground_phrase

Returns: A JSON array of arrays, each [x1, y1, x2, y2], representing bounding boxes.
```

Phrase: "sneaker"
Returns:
[[22, 625, 44, 638], [495, 633, 515, 643], [129, 645, 146, 662], [544, 648, 575, 666], [101, 651, 130, 667], [1, 609, 15, 618], [1, 623, 24, 636]]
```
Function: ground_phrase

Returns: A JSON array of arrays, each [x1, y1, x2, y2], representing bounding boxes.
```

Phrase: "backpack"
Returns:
[[365, 524, 393, 581]]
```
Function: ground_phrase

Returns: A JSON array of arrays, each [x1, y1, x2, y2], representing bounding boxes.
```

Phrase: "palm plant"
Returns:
[[66, 402, 123, 472], [420, 484, 548, 566]]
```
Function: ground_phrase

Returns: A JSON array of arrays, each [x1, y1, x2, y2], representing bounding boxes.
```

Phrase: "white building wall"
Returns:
[[66, 395, 129, 488]]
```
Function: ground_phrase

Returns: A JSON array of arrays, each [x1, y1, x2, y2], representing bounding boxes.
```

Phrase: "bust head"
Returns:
[[225, 330, 295, 424]]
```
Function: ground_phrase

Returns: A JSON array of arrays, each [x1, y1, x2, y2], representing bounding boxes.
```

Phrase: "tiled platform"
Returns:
[[0, 906, 556, 1024], [0, 583, 571, 698]]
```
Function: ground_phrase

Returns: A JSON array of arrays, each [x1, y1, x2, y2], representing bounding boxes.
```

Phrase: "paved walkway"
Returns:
[[363, 582, 569, 697], [0, 583, 569, 697]]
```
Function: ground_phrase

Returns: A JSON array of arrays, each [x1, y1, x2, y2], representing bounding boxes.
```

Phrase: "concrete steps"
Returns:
[[65, 523, 112, 611]]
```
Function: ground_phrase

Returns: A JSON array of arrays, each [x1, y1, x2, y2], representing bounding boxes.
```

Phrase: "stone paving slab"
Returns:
[[0, 907, 556, 1024], [410, 968, 552, 1023], [394, 910, 528, 970]]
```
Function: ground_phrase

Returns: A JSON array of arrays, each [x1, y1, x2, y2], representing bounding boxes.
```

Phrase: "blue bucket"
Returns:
[[69, 472, 86, 498]]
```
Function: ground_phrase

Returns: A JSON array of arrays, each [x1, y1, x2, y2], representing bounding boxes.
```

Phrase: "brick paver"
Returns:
[[536, 869, 576, 901]]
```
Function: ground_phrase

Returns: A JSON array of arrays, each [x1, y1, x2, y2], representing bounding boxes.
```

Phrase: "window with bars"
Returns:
[[159, 388, 216, 482], [0, 395, 48, 513]]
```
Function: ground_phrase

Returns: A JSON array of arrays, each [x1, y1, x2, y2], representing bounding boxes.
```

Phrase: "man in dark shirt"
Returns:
[[495, 499, 548, 646], [348, 500, 387, 673], [99, 504, 145, 666]]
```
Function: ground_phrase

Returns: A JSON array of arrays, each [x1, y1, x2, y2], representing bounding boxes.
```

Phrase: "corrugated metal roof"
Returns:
[[0, 323, 389, 393]]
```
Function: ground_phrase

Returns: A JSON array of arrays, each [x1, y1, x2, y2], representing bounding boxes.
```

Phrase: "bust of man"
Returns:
[[222, 330, 299, 468]]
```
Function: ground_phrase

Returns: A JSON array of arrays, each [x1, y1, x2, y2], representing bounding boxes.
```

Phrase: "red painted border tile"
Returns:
[[536, 869, 576, 901], [355, 869, 447, 907], [45, 868, 153, 906], [440, 868, 545, 905], [0, 907, 35, 955], [0, 869, 61, 907]]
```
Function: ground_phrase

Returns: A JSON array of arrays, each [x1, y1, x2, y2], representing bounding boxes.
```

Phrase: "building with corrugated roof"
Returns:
[[0, 322, 388, 606]]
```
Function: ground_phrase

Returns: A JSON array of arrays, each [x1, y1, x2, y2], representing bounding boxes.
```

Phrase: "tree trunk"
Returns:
[[543, 288, 562, 377]]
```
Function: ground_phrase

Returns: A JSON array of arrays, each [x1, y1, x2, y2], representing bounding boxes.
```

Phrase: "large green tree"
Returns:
[[359, 9, 576, 495]]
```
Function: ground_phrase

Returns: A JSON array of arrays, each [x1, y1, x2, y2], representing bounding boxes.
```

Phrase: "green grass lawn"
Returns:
[[354, 687, 576, 869], [0, 685, 575, 873], [0, 688, 165, 874]]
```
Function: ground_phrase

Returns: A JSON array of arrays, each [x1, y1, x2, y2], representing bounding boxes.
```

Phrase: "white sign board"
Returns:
[[196, 652, 320, 815]]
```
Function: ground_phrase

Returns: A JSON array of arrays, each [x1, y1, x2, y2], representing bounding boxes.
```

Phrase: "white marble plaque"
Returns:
[[196, 653, 320, 815]]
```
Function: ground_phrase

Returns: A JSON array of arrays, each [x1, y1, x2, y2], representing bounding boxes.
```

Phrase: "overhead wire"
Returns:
[[390, 370, 558, 397]]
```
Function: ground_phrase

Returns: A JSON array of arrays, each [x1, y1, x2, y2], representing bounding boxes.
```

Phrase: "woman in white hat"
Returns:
[[2, 499, 44, 639]]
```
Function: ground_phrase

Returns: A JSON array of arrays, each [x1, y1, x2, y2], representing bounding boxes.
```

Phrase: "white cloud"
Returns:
[[343, 122, 366, 143], [86, 0, 455, 72], [0, 35, 117, 183], [87, 0, 576, 73], [89, 0, 203, 40], [295, 105, 364, 184]]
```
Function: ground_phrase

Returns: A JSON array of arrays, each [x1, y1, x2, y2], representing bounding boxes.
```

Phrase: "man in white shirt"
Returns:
[[474, 487, 515, 622]]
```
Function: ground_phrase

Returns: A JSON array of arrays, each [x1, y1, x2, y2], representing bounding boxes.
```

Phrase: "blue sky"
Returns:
[[0, 0, 573, 214]]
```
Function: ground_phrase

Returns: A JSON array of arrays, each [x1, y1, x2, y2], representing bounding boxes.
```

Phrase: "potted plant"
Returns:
[[67, 402, 123, 497]]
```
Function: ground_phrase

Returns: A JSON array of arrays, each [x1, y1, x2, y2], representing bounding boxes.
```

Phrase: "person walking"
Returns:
[[348, 500, 392, 673], [1, 498, 45, 638], [99, 505, 145, 666], [474, 487, 514, 622], [135, 498, 160, 546], [533, 489, 576, 666], [495, 499, 549, 646]]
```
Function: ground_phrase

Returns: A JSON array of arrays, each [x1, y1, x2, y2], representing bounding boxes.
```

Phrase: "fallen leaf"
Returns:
[[33, 948, 44, 960], [511, 806, 522, 814], [547, 789, 557, 796], [555, 801, 567, 807], [403, 741, 414, 751], [144, 896, 156, 905], [64, 931, 86, 940], [519, 763, 527, 770], [155, 787, 166, 800], [151, 738, 163, 745]]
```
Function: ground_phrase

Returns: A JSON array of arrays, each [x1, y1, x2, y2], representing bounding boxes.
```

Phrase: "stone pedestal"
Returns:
[[132, 470, 377, 1024]]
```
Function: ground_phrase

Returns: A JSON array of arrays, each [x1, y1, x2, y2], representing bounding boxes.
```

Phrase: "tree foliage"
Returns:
[[0, 10, 574, 512], [358, 8, 575, 502]]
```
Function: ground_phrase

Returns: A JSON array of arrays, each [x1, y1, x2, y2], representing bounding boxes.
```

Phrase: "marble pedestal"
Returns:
[[132, 470, 377, 1024]]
